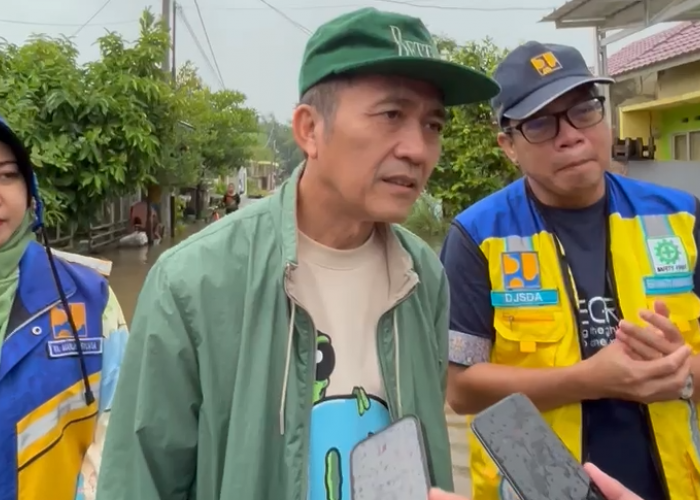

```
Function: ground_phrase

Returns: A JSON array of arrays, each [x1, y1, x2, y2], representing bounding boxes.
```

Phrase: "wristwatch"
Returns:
[[680, 374, 695, 400]]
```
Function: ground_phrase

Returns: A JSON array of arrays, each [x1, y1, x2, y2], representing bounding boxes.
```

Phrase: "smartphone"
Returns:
[[350, 415, 431, 500], [471, 393, 606, 500]]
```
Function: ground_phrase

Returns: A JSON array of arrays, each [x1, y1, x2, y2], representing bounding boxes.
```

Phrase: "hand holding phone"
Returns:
[[427, 464, 643, 500], [471, 393, 607, 500], [350, 415, 431, 500], [583, 464, 643, 500]]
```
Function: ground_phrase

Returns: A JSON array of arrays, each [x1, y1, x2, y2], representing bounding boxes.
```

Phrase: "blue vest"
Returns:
[[0, 240, 108, 500]]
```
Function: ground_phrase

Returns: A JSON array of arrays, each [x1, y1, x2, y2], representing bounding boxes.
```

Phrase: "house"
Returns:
[[247, 160, 278, 193], [611, 22, 700, 161]]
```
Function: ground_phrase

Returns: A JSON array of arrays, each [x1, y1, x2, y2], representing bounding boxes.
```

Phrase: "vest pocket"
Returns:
[[646, 294, 700, 348], [493, 310, 565, 367]]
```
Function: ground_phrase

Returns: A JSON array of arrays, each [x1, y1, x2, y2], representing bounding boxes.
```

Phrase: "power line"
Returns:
[[72, 0, 113, 37], [372, 0, 557, 11], [257, 0, 312, 35], [186, 3, 363, 11], [192, 0, 226, 87], [0, 17, 134, 27], [188, 2, 556, 12], [1, 1, 556, 30], [177, 4, 220, 84], [176, 3, 224, 87]]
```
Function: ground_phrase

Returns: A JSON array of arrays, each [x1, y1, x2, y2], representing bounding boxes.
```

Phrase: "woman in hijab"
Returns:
[[0, 117, 129, 500]]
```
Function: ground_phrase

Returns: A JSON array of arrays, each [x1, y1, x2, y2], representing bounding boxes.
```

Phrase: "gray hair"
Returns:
[[298, 74, 355, 124]]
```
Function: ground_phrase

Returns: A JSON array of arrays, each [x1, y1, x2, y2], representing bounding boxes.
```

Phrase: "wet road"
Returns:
[[104, 222, 204, 325], [105, 213, 471, 495]]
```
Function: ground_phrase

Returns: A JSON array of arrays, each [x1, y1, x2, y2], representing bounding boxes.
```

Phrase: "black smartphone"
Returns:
[[471, 393, 606, 500], [350, 415, 431, 500]]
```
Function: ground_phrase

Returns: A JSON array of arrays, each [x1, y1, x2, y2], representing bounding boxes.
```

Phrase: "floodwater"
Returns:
[[105, 219, 471, 495], [104, 223, 204, 325]]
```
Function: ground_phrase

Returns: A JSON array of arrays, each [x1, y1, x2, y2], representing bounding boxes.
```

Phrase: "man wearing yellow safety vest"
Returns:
[[0, 117, 129, 500], [441, 42, 700, 500]]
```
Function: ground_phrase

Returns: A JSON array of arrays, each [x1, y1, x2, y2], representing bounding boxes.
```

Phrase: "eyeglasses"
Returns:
[[503, 96, 606, 144]]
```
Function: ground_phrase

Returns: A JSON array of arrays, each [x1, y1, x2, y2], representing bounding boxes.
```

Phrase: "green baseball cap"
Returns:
[[299, 8, 500, 106]]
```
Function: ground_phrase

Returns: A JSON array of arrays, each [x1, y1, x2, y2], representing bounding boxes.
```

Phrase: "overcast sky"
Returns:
[[3, 0, 675, 120]]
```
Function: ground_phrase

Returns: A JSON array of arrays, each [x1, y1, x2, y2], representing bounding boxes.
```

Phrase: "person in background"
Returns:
[[95, 7, 499, 500], [128, 201, 161, 241], [223, 182, 240, 214], [441, 41, 699, 500], [0, 117, 129, 500]]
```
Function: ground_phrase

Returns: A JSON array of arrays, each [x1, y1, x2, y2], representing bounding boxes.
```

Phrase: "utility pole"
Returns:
[[159, 0, 179, 240], [169, 1, 178, 238], [145, 0, 173, 245], [162, 0, 171, 73], [171, 2, 177, 80]]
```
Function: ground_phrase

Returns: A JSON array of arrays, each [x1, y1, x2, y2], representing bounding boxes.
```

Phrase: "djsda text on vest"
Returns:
[[505, 292, 547, 304]]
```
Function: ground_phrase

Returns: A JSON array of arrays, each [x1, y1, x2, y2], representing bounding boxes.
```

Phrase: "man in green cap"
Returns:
[[96, 8, 498, 500]]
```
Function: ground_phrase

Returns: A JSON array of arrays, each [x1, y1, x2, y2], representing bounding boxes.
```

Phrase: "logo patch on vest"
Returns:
[[47, 303, 103, 358], [502, 251, 541, 289], [647, 236, 689, 275], [493, 251, 559, 307]]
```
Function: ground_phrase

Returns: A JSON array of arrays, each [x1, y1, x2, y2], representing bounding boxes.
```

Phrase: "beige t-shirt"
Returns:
[[293, 230, 392, 500]]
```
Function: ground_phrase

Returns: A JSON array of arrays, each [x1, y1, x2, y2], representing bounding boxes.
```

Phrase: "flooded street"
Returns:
[[105, 218, 471, 495], [104, 222, 205, 325]]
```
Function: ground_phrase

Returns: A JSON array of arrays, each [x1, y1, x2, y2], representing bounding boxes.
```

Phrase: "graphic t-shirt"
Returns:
[[293, 230, 391, 500]]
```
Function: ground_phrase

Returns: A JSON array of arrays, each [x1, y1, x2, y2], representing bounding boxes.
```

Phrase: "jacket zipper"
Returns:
[[283, 263, 317, 500], [6, 299, 63, 341], [504, 315, 555, 324], [376, 277, 418, 420]]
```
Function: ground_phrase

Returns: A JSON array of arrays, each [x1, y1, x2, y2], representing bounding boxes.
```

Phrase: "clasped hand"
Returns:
[[585, 301, 692, 404]]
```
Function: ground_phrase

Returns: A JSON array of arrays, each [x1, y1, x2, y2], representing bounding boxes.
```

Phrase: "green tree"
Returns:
[[428, 38, 519, 219], [0, 10, 175, 228], [0, 9, 261, 229], [174, 62, 259, 184], [257, 115, 303, 179]]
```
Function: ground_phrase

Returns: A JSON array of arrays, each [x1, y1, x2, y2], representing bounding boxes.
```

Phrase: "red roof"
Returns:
[[608, 21, 700, 76]]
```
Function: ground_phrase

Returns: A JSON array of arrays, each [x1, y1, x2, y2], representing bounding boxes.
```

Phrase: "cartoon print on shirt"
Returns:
[[314, 333, 335, 402], [309, 332, 391, 500]]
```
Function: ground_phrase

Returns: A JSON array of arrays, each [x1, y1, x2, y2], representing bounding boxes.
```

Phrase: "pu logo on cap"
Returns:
[[530, 52, 562, 76]]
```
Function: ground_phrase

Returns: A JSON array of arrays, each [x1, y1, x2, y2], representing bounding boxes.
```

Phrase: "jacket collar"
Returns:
[[273, 163, 418, 300], [16, 240, 77, 316]]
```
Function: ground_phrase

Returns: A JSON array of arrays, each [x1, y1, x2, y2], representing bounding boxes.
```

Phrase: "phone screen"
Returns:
[[350, 415, 431, 500], [471, 394, 605, 500]]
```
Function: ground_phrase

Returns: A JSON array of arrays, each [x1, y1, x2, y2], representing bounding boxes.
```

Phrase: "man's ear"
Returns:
[[497, 132, 518, 166], [292, 104, 320, 160]]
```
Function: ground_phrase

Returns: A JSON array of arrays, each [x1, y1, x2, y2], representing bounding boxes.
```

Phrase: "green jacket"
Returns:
[[96, 167, 453, 500]]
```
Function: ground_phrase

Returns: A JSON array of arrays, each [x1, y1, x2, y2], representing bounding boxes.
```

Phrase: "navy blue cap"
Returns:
[[491, 41, 614, 123]]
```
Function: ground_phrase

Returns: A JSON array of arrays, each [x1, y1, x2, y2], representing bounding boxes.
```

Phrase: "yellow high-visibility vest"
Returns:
[[454, 173, 700, 500]]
